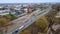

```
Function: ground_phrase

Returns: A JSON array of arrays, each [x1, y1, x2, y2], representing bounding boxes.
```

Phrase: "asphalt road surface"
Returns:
[[5, 7, 51, 34]]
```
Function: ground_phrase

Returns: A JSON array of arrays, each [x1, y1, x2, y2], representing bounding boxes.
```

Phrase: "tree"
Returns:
[[0, 17, 7, 27], [52, 4, 60, 11], [34, 16, 48, 33], [46, 10, 58, 27], [3, 14, 17, 21]]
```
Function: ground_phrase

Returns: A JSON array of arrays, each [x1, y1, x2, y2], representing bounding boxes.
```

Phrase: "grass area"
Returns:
[[0, 14, 17, 27]]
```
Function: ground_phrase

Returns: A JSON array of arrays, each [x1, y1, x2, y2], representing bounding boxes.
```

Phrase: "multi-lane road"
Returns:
[[5, 6, 51, 34]]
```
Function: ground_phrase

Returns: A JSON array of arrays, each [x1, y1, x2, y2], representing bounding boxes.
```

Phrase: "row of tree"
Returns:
[[46, 4, 60, 34], [0, 14, 17, 27]]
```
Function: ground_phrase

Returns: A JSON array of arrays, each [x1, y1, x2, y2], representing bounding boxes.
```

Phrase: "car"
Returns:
[[12, 29, 19, 34]]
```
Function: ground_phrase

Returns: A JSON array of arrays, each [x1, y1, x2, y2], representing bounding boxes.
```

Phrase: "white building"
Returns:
[[24, 8, 28, 13], [0, 10, 10, 15], [55, 11, 60, 18]]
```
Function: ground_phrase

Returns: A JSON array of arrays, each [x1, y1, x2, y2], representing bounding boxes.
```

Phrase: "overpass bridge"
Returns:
[[4, 7, 51, 34]]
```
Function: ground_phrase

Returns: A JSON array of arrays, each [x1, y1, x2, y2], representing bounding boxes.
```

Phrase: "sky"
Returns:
[[0, 0, 60, 3]]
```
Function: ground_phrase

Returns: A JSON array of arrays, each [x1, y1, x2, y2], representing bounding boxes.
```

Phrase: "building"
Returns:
[[0, 10, 10, 15], [20, 6, 35, 13], [55, 11, 60, 18]]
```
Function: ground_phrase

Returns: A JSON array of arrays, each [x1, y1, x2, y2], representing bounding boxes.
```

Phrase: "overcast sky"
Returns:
[[0, 0, 60, 3]]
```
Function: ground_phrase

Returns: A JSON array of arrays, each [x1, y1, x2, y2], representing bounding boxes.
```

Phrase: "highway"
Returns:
[[5, 6, 51, 34], [17, 7, 51, 34]]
